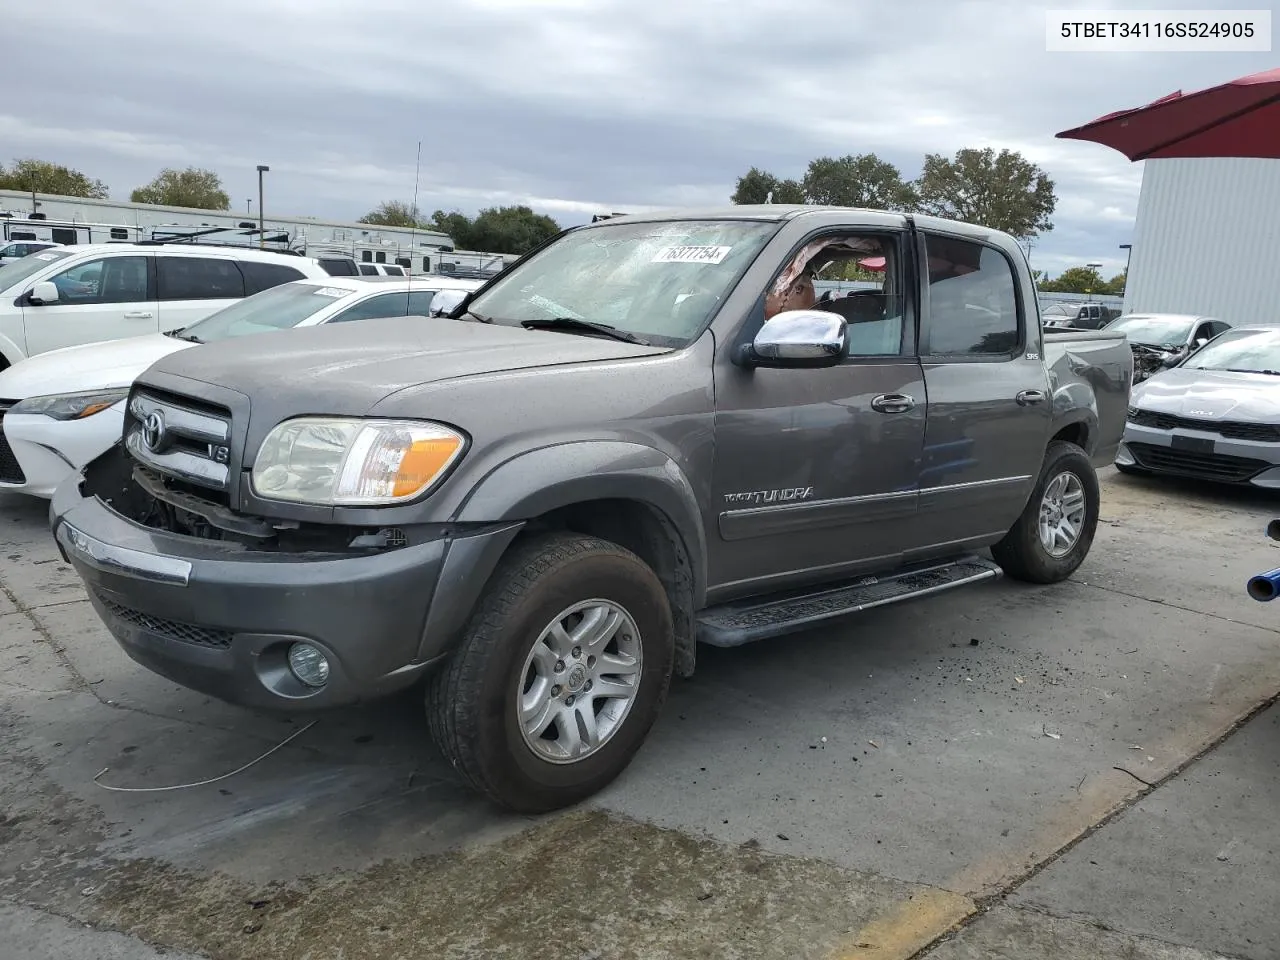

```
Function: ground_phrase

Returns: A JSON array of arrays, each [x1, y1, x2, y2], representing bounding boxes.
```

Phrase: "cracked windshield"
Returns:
[[465, 219, 776, 345]]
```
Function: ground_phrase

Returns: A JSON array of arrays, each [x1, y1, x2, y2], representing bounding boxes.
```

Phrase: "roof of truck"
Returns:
[[587, 205, 1010, 241]]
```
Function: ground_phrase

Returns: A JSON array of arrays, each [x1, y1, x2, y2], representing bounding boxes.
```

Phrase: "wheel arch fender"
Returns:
[[0, 331, 26, 371], [1050, 383, 1100, 456], [452, 440, 708, 604]]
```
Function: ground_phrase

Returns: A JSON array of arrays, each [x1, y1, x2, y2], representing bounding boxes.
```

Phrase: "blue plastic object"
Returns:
[[1247, 519, 1280, 600], [1248, 567, 1280, 601]]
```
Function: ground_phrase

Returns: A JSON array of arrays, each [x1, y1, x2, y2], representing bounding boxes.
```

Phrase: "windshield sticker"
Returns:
[[312, 287, 349, 298], [652, 245, 732, 265]]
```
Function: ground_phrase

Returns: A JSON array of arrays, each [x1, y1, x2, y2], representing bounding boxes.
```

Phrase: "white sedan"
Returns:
[[0, 274, 482, 498]]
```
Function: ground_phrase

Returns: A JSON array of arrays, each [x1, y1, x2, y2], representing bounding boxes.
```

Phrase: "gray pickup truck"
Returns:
[[50, 206, 1132, 812]]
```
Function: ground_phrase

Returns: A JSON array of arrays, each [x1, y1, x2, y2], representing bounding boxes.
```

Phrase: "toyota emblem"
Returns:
[[141, 411, 167, 452]]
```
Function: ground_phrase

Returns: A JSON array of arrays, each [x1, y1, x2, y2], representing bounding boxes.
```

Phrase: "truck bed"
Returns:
[[1042, 327, 1132, 466]]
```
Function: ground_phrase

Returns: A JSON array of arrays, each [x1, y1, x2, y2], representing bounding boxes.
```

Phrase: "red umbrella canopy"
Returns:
[[1056, 67, 1280, 160]]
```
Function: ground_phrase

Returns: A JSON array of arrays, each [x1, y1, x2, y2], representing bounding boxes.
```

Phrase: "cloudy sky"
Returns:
[[4, 0, 1274, 277]]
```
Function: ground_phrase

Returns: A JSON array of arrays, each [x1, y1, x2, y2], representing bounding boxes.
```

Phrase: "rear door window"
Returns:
[[328, 291, 424, 323], [157, 257, 246, 300], [921, 233, 1021, 356], [239, 261, 307, 295]]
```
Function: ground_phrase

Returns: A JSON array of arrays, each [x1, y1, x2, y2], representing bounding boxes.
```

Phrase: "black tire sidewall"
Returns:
[[1023, 443, 1099, 579], [469, 545, 673, 807], [994, 442, 1100, 583]]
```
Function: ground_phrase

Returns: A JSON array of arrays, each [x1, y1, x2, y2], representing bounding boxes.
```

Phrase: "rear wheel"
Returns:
[[992, 441, 1100, 584], [426, 532, 674, 813]]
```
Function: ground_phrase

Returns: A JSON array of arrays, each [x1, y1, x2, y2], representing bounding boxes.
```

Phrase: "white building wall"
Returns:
[[1124, 158, 1280, 325]]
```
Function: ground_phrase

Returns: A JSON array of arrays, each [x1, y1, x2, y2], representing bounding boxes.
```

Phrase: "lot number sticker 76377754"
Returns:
[[651, 245, 733, 264]]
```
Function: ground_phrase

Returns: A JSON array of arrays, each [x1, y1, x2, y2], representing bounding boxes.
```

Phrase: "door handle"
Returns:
[[123, 311, 154, 319], [1016, 389, 1046, 405], [871, 394, 914, 414]]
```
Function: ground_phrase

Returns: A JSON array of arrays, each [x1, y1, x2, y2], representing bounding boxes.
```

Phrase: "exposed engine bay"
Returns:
[[1130, 342, 1183, 383]]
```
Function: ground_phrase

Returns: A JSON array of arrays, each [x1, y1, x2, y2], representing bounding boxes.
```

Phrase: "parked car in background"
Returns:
[[1119, 325, 1280, 486], [1040, 301, 1121, 329], [1105, 312, 1233, 382], [0, 244, 334, 370], [0, 240, 61, 265], [0, 275, 482, 497], [50, 205, 1131, 813]]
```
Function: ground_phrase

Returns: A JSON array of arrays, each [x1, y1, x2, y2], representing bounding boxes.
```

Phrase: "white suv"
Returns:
[[0, 244, 332, 369], [0, 274, 483, 497]]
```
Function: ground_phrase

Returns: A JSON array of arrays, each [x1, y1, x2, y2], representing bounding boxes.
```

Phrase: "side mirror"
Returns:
[[1160, 353, 1182, 368], [430, 289, 468, 317], [1194, 337, 1209, 348], [736, 310, 847, 369], [27, 281, 59, 305]]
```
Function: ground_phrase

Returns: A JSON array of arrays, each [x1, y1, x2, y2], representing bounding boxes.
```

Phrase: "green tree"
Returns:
[[914, 147, 1056, 239], [131, 167, 229, 209], [1105, 271, 1127, 296], [358, 200, 424, 228], [0, 158, 109, 198], [1039, 266, 1104, 294], [801, 154, 917, 209], [464, 206, 561, 255], [730, 167, 804, 204], [428, 210, 477, 248]]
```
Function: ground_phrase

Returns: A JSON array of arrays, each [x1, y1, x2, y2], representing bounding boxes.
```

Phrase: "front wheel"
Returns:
[[991, 440, 1100, 584], [426, 532, 674, 813]]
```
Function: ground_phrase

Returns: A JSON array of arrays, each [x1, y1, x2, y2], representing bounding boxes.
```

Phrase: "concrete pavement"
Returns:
[[1, 467, 1278, 959]]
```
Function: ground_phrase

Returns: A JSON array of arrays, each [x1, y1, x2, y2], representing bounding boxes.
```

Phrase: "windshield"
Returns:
[[0, 248, 74, 292], [180, 281, 355, 340], [1184, 328, 1280, 373], [1106, 314, 1195, 345], [463, 219, 778, 345]]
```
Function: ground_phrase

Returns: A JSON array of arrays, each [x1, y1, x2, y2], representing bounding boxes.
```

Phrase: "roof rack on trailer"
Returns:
[[144, 224, 293, 245], [129, 239, 305, 255]]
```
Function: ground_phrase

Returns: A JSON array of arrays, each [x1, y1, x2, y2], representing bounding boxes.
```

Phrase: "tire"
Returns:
[[991, 440, 1100, 584], [426, 532, 674, 813]]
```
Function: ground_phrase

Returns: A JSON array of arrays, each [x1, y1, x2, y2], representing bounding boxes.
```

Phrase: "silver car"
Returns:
[[1105, 312, 1232, 382], [1118, 325, 1280, 486]]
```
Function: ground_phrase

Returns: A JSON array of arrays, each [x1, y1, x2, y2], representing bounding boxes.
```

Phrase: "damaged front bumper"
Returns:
[[49, 462, 522, 713]]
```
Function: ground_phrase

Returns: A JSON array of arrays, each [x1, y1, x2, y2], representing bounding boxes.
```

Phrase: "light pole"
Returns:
[[256, 165, 269, 247], [1085, 262, 1103, 296], [1119, 243, 1132, 278]]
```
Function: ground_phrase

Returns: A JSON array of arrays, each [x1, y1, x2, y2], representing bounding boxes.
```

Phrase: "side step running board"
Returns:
[[696, 555, 1002, 648]]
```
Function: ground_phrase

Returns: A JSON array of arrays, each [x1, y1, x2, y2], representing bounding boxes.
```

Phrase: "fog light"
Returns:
[[288, 643, 330, 687]]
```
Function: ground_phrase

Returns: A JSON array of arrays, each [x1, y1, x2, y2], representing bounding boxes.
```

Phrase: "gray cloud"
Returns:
[[5, 0, 1275, 276]]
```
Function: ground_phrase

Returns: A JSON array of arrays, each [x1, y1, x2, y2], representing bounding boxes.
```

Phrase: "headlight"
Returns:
[[251, 417, 465, 506], [8, 388, 128, 420]]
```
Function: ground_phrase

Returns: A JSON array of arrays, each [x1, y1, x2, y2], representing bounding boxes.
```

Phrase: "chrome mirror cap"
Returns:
[[740, 309, 847, 368]]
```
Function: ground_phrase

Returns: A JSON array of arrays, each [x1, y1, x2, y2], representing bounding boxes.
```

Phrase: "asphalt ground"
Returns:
[[1, 466, 1277, 959]]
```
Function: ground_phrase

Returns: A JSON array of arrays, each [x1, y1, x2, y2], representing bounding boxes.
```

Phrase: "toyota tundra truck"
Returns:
[[50, 206, 1132, 812]]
